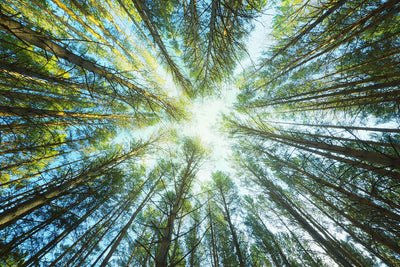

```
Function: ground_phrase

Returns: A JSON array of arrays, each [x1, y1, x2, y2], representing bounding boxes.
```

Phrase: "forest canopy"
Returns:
[[1, 0, 400, 266]]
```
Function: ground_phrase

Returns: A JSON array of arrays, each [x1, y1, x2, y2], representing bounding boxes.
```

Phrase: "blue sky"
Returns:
[[112, 10, 276, 184]]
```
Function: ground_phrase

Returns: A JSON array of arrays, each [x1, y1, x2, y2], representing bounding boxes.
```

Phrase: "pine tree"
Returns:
[[1, 0, 400, 265]]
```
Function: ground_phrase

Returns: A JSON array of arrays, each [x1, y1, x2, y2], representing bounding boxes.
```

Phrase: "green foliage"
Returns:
[[1, 0, 400, 266]]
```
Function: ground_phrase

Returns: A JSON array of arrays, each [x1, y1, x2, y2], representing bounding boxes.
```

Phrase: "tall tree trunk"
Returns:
[[274, 213, 320, 267], [0, 105, 132, 120], [271, 137, 400, 180], [262, 120, 400, 134], [251, 212, 292, 267], [155, 209, 177, 267], [265, 79, 400, 107], [258, 0, 399, 89], [1, 155, 93, 187], [233, 120, 400, 171], [298, 189, 396, 266], [0, 147, 82, 172], [0, 13, 176, 114], [69, 200, 130, 266], [155, 149, 199, 266], [261, 149, 400, 213], [131, 0, 192, 96], [244, 162, 352, 267], [0, 196, 85, 258], [207, 200, 219, 267], [100, 175, 161, 266], [255, 0, 347, 72], [21, 198, 106, 267], [50, 196, 131, 266], [302, 180, 400, 253], [218, 187, 246, 267], [0, 142, 150, 229], [0, 137, 89, 155]]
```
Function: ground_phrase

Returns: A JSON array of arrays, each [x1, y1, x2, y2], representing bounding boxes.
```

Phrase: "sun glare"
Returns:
[[182, 94, 235, 182]]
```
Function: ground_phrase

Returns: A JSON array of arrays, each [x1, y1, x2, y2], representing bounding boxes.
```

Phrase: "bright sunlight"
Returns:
[[182, 92, 236, 182]]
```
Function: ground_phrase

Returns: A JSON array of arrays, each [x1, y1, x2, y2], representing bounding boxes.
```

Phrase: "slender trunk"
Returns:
[[131, 0, 192, 95], [253, 212, 292, 267], [291, 88, 400, 109], [114, 0, 157, 51], [292, 198, 365, 267], [155, 154, 198, 266], [244, 162, 352, 267], [257, 0, 347, 70], [219, 188, 245, 267], [198, 0, 217, 88], [68, 199, 130, 266], [208, 200, 219, 267], [260, 0, 399, 88], [189, 227, 197, 267], [271, 136, 400, 180], [0, 89, 94, 107], [100, 175, 161, 266], [303, 192, 396, 266], [141, 233, 156, 266], [258, 68, 400, 106], [50, 196, 130, 266], [311, 51, 400, 84], [18, 0, 92, 44], [265, 79, 400, 107], [0, 13, 175, 114], [278, 128, 400, 149], [285, 95, 399, 113], [1, 154, 97, 188], [261, 148, 400, 213], [170, 218, 184, 263], [0, 143, 149, 229], [300, 180, 400, 253], [125, 226, 148, 266], [1, 63, 131, 103], [234, 122, 400, 171], [0, 147, 82, 172], [69, 0, 145, 72], [0, 120, 106, 131], [0, 105, 131, 120], [21, 198, 106, 266], [96, 0, 159, 75], [274, 213, 320, 267], [50, 0, 112, 48], [155, 209, 177, 267], [1, 61, 80, 88], [125, 244, 139, 267], [90, 233, 120, 267], [261, 235, 281, 267], [0, 196, 84, 258], [0, 137, 88, 155], [262, 120, 400, 134]]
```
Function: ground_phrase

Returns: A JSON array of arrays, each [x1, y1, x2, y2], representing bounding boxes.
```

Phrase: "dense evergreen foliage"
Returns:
[[1, 0, 399, 266]]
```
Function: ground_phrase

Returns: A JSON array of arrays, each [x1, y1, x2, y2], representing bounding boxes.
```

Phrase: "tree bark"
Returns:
[[0, 143, 149, 229], [218, 187, 246, 267], [0, 13, 176, 114], [233, 121, 400, 171], [244, 162, 352, 267], [131, 0, 192, 95], [100, 175, 161, 266], [207, 200, 219, 267]]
